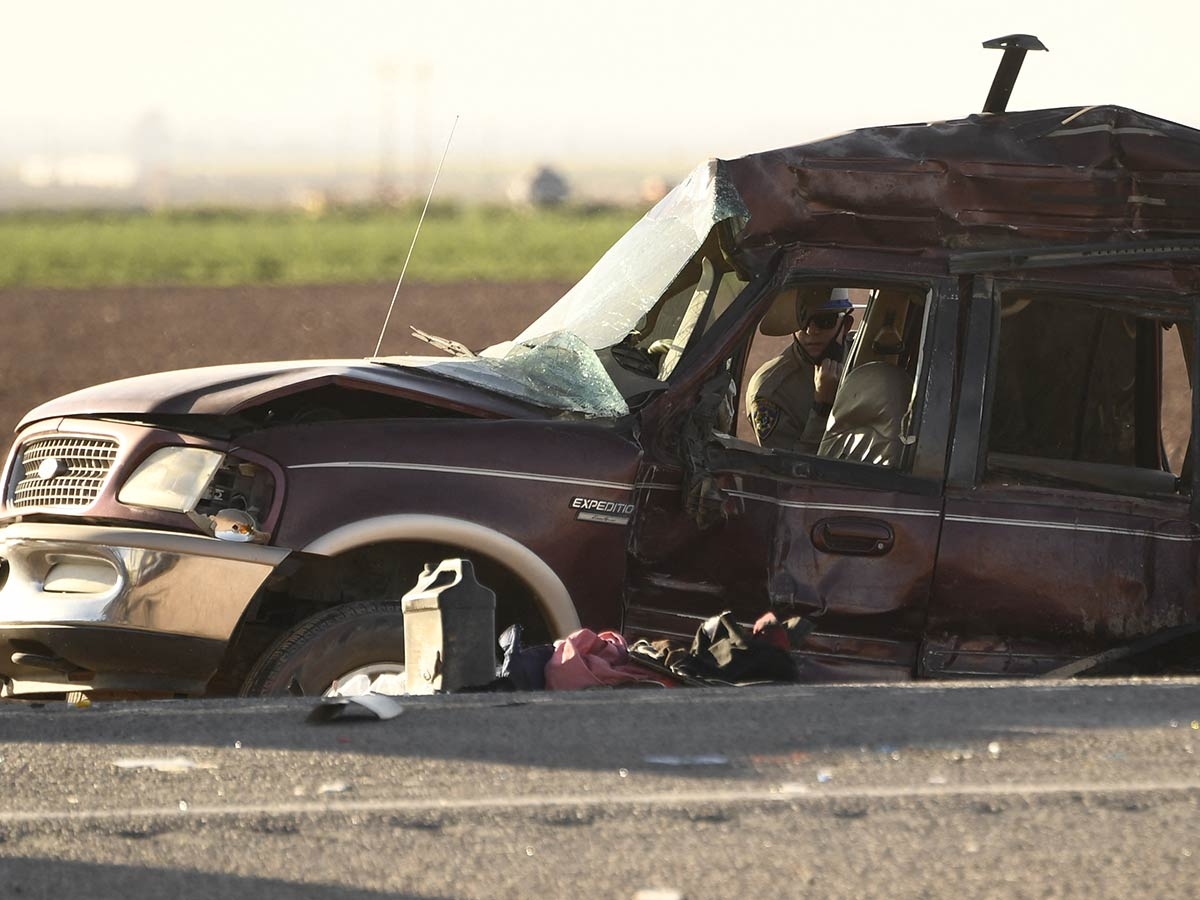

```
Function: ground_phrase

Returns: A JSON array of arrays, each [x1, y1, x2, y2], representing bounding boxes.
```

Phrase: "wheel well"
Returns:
[[206, 540, 553, 695]]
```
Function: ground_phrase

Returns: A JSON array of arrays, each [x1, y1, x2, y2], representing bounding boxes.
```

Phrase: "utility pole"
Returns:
[[376, 62, 400, 204], [377, 61, 434, 204], [412, 62, 432, 195]]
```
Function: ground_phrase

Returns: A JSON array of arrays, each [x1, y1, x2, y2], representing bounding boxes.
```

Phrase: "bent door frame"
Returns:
[[624, 265, 961, 680]]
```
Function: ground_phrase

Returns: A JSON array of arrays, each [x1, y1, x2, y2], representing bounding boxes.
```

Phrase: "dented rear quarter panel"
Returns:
[[931, 480, 1200, 645]]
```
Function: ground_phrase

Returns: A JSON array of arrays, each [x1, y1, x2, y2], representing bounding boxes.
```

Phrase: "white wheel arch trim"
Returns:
[[300, 515, 581, 638]]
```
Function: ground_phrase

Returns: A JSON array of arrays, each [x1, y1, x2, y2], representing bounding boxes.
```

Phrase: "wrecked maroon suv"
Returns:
[[3, 42, 1200, 698]]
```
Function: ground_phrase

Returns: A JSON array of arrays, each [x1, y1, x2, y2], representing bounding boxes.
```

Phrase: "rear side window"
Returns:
[[985, 292, 1192, 497]]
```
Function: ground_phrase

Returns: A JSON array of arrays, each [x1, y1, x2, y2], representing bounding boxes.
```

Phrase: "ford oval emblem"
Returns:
[[37, 457, 69, 480]]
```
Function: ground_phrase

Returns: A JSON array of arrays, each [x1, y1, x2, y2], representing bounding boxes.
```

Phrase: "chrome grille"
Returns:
[[11, 435, 119, 509]]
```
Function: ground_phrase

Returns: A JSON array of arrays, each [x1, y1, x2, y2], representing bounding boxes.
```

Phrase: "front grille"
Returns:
[[11, 435, 119, 509]]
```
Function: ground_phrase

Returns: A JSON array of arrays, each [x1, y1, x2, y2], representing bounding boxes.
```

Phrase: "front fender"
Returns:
[[300, 514, 581, 637]]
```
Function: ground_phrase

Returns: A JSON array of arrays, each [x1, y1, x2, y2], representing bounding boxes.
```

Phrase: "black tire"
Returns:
[[239, 600, 406, 697]]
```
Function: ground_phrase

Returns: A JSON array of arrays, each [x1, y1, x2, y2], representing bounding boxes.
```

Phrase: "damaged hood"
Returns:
[[18, 357, 563, 429]]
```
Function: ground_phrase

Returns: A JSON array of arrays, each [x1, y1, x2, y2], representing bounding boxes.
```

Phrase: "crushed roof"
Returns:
[[725, 105, 1200, 254]]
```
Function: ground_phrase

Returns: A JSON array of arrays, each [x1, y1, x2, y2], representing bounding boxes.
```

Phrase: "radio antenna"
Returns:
[[372, 114, 459, 358]]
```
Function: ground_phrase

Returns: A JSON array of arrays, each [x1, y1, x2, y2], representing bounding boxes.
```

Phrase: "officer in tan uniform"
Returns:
[[747, 287, 854, 451]]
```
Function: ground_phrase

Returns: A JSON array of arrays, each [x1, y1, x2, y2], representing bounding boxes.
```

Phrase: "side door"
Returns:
[[624, 268, 960, 681], [926, 277, 1199, 676]]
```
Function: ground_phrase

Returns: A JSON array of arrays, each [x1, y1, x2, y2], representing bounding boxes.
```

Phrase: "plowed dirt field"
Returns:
[[0, 281, 572, 439]]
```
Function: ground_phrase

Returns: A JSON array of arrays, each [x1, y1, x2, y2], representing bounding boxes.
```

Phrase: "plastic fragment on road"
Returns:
[[643, 754, 730, 766], [778, 783, 811, 794], [816, 769, 834, 783], [113, 757, 215, 772], [307, 692, 404, 723], [633, 890, 685, 900], [317, 780, 353, 795], [330, 671, 405, 697]]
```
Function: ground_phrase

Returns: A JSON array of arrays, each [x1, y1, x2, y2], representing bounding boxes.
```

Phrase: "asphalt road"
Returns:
[[3, 679, 1200, 899]]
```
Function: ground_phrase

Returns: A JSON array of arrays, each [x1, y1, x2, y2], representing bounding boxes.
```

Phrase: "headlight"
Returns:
[[195, 458, 275, 523], [118, 447, 225, 512]]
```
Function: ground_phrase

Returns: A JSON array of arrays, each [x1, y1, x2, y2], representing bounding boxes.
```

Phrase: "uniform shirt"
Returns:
[[746, 340, 836, 452]]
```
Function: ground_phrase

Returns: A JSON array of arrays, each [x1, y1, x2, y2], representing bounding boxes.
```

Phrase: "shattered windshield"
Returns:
[[487, 159, 749, 355], [405, 332, 630, 417], [380, 160, 750, 417]]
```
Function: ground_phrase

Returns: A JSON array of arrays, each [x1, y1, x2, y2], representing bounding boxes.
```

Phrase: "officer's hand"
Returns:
[[752, 611, 778, 634], [814, 359, 841, 404]]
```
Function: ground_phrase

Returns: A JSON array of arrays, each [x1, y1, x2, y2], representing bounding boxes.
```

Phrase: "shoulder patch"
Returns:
[[751, 401, 781, 442]]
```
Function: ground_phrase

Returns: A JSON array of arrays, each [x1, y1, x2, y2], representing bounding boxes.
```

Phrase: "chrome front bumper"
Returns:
[[0, 522, 290, 695]]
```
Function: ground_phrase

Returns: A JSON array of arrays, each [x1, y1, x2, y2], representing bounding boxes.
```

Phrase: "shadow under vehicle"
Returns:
[[2, 36, 1200, 698]]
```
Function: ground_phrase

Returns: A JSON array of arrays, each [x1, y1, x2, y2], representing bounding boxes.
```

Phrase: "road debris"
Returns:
[[633, 890, 685, 900], [643, 754, 730, 767], [307, 692, 404, 723], [113, 757, 215, 773]]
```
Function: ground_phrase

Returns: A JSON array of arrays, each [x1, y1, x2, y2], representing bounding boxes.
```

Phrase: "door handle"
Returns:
[[811, 517, 894, 556]]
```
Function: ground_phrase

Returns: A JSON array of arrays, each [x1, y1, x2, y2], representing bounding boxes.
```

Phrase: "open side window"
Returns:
[[722, 277, 939, 481], [982, 290, 1193, 499]]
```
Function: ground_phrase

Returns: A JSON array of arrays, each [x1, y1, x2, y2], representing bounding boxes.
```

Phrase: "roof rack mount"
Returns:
[[982, 34, 1048, 114]]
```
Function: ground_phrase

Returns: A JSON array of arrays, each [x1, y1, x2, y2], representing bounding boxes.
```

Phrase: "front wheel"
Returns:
[[239, 601, 407, 697]]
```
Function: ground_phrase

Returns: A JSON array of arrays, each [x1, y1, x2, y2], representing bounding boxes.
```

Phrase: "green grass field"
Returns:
[[0, 204, 645, 289]]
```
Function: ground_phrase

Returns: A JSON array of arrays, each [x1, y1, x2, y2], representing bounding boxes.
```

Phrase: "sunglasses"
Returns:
[[803, 312, 845, 331]]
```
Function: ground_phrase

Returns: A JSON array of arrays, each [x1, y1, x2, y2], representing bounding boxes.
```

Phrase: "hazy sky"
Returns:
[[4, 0, 1198, 171]]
